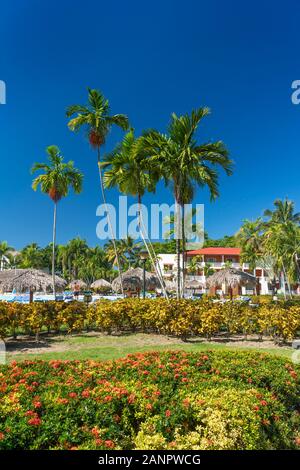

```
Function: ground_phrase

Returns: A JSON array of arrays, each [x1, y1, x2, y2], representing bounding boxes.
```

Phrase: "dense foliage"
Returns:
[[0, 350, 299, 450], [0, 299, 300, 342]]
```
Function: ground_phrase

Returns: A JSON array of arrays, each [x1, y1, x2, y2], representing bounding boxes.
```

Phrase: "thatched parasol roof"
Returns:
[[0, 269, 67, 293], [91, 279, 112, 290], [206, 268, 256, 288], [164, 280, 177, 292], [112, 267, 160, 292], [69, 280, 87, 290], [185, 279, 205, 289]]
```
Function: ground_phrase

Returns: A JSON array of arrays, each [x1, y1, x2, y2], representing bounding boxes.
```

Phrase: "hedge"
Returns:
[[0, 299, 300, 342], [0, 350, 299, 449]]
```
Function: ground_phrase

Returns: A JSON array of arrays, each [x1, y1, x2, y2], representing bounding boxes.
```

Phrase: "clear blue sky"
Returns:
[[1, 0, 300, 249]]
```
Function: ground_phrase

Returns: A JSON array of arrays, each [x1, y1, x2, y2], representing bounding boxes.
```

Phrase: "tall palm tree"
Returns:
[[66, 88, 129, 293], [102, 129, 156, 210], [31, 146, 83, 298], [142, 109, 232, 298], [264, 198, 300, 225]]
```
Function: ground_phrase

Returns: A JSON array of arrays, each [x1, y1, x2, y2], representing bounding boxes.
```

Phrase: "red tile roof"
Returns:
[[186, 247, 241, 256]]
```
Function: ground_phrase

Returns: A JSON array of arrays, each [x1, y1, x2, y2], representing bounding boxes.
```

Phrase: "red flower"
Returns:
[[295, 437, 300, 446], [260, 400, 268, 406], [34, 401, 42, 409], [181, 377, 188, 383], [146, 403, 153, 410], [247, 378, 253, 383], [165, 409, 171, 418], [105, 440, 115, 448], [81, 390, 90, 398], [25, 410, 35, 417], [128, 394, 135, 404], [0, 432, 4, 441], [57, 398, 69, 405], [28, 417, 42, 426], [182, 398, 190, 408], [91, 427, 100, 437], [68, 392, 77, 399]]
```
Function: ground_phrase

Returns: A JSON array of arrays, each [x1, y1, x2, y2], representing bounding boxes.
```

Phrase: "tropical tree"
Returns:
[[0, 241, 13, 270], [102, 129, 156, 209], [236, 218, 264, 271], [141, 109, 232, 298], [104, 237, 141, 270], [66, 88, 129, 292], [31, 146, 83, 298], [20, 243, 43, 269], [264, 198, 300, 226], [263, 199, 300, 297]]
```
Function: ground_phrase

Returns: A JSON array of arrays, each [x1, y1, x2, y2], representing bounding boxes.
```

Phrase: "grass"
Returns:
[[5, 332, 294, 363]]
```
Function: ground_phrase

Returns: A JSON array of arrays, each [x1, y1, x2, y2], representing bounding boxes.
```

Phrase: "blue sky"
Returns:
[[1, 0, 300, 249]]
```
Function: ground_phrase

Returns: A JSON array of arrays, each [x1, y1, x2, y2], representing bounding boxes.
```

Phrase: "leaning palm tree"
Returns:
[[66, 88, 129, 294], [141, 109, 232, 298], [31, 145, 83, 298]]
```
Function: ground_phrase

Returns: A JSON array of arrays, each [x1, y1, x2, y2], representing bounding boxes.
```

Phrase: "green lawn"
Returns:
[[5, 332, 294, 362]]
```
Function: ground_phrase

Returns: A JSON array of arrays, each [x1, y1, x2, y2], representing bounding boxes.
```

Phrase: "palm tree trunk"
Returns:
[[96, 146, 124, 296], [52, 202, 57, 300], [181, 203, 185, 298], [175, 198, 181, 299]]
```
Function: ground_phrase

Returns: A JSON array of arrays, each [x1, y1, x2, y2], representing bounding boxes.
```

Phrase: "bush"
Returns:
[[0, 299, 300, 342], [0, 350, 299, 449]]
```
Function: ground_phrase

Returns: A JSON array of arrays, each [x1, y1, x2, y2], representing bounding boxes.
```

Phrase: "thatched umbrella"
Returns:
[[69, 279, 87, 291], [0, 269, 67, 296], [112, 267, 159, 294], [206, 268, 256, 299], [164, 280, 177, 292], [185, 279, 205, 291], [91, 279, 112, 292]]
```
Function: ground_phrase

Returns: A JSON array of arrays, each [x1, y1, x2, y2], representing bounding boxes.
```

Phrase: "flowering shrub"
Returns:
[[0, 350, 299, 449], [0, 299, 299, 342]]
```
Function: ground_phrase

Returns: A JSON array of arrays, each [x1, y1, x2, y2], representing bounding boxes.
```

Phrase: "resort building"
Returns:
[[157, 247, 271, 295]]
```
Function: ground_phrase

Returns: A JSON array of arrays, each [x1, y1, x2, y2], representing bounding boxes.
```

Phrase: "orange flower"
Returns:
[[105, 440, 115, 448], [28, 417, 42, 426]]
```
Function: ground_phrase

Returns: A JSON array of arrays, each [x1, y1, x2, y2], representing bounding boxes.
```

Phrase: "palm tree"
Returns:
[[236, 218, 264, 271], [104, 237, 140, 270], [66, 88, 129, 293], [102, 129, 156, 209], [20, 243, 43, 269], [31, 146, 83, 298], [264, 198, 300, 226], [0, 241, 13, 270], [142, 109, 232, 298]]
